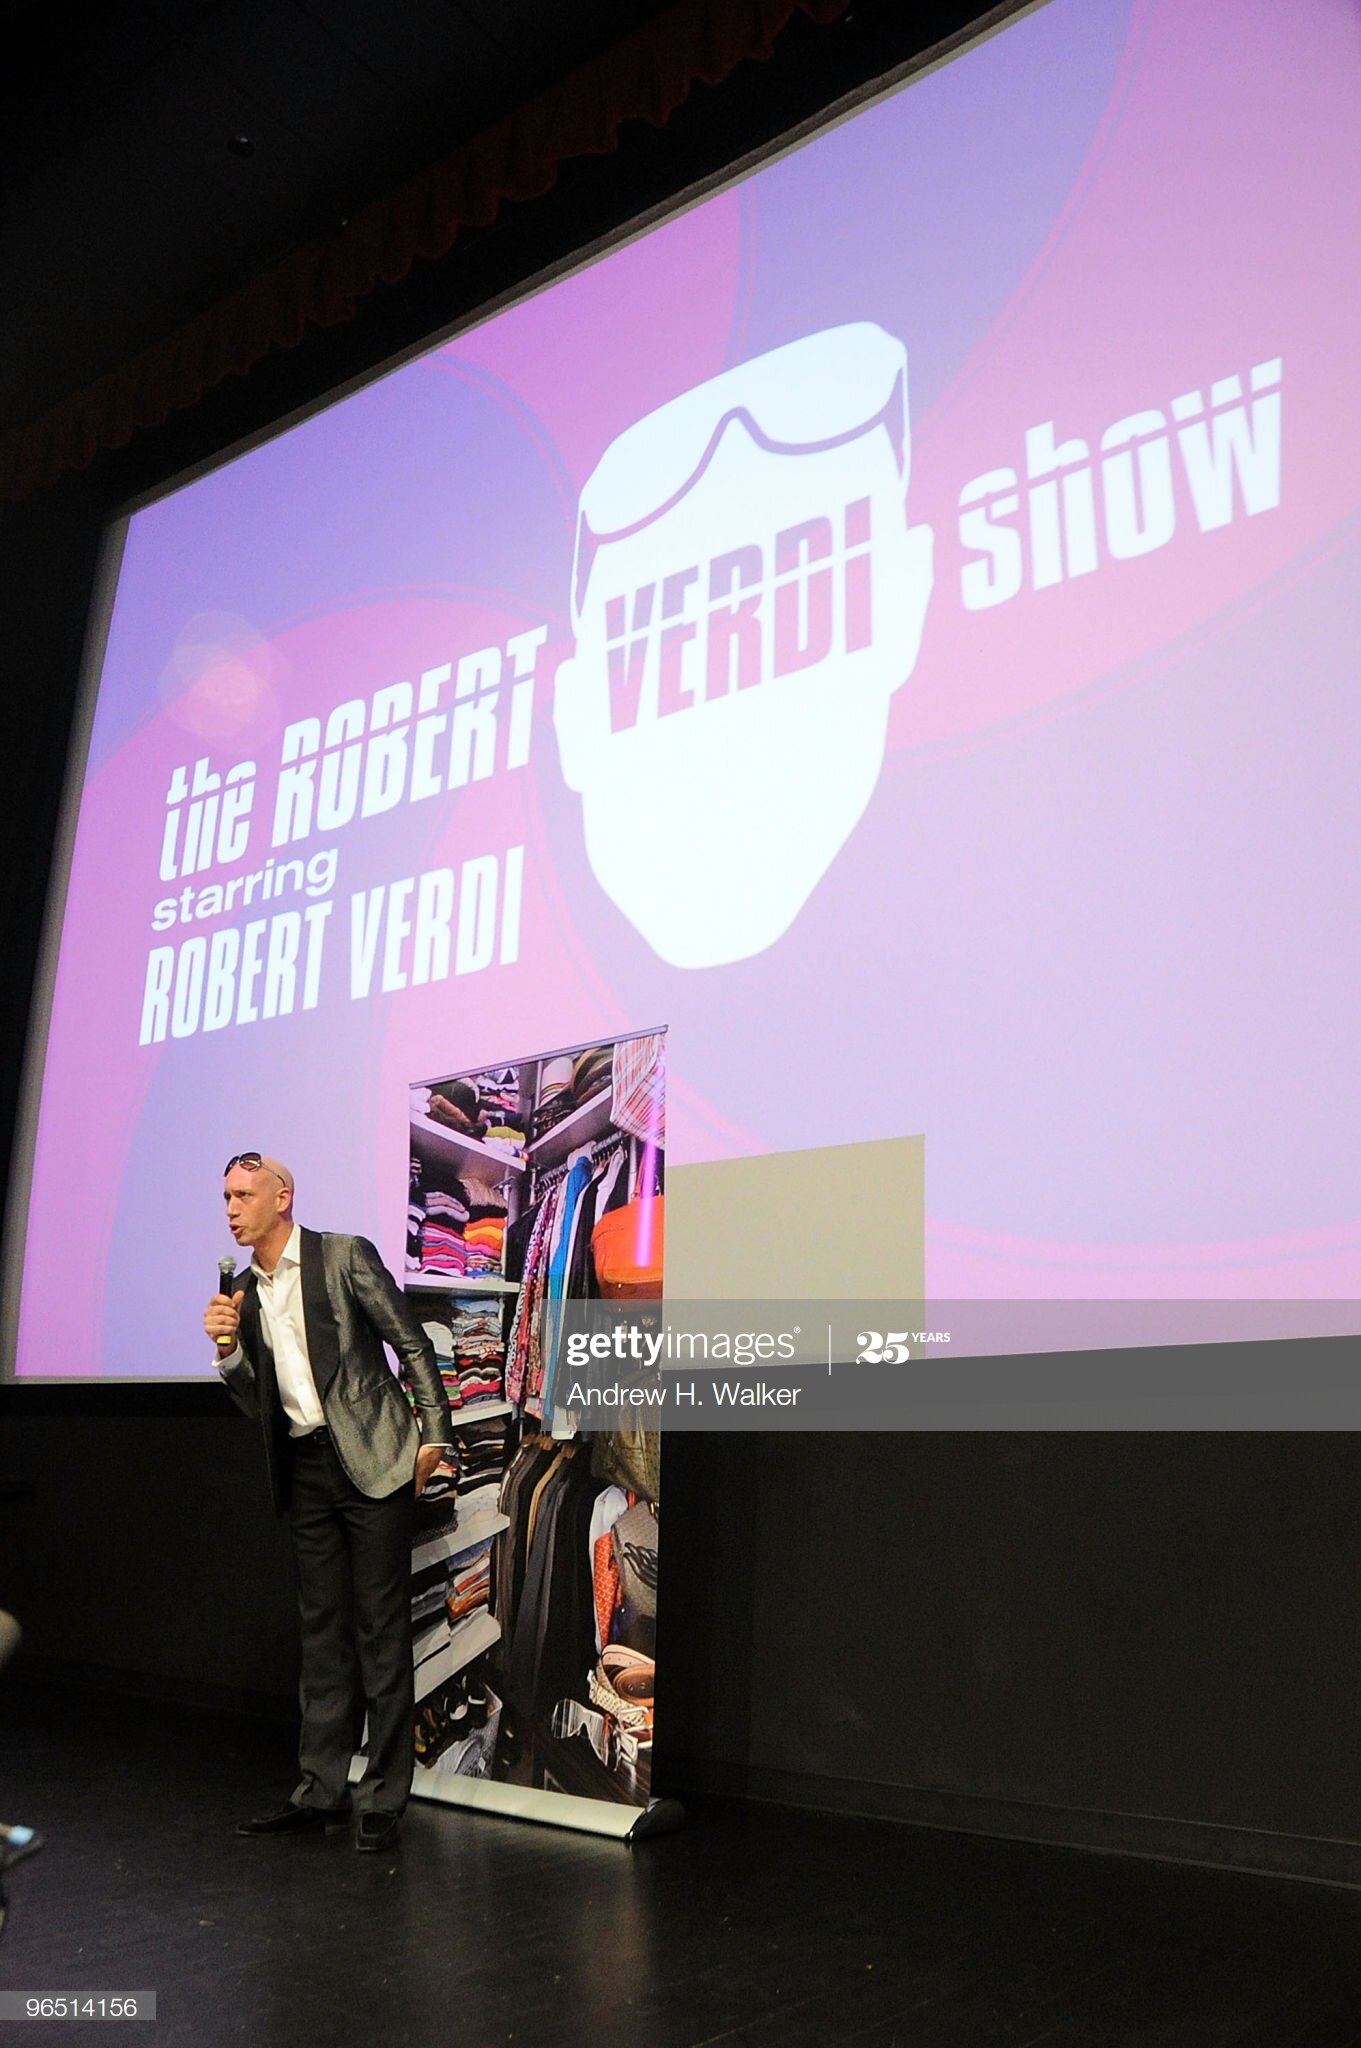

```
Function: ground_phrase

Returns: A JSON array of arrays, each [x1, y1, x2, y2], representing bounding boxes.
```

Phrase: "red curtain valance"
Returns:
[[0, 0, 850, 505]]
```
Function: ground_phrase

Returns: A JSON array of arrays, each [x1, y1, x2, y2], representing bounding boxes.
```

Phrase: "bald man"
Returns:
[[204, 1152, 453, 1853]]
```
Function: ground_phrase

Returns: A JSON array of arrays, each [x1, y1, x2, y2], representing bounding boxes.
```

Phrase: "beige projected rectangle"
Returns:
[[666, 1136, 924, 1301]]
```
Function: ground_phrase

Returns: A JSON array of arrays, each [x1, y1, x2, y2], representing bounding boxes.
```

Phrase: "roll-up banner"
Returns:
[[393, 1032, 668, 1836]]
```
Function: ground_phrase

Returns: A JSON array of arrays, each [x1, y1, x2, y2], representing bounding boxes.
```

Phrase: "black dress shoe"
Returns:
[[236, 1803, 348, 1836], [354, 1811, 401, 1853]]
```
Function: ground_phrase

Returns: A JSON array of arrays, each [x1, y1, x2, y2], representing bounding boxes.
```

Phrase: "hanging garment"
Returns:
[[590, 1425, 660, 1505], [588, 1484, 629, 1652], [539, 1157, 592, 1416], [590, 1194, 664, 1298], [610, 1032, 666, 1144], [610, 1499, 658, 1656]]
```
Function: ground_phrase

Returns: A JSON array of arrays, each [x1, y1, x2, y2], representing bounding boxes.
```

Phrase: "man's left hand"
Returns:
[[414, 1444, 445, 1498]]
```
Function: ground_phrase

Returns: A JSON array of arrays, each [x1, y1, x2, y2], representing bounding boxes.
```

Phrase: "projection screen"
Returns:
[[5, 0, 1358, 1380]]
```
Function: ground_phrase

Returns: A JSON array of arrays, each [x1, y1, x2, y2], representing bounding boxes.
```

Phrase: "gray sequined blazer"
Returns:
[[217, 1226, 453, 1510]]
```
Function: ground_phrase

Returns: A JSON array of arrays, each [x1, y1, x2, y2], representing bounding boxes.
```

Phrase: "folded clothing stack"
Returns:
[[411, 1555, 455, 1633], [412, 1473, 461, 1544], [419, 1177, 473, 1276], [420, 1069, 529, 1157], [468, 1066, 527, 1155], [456, 1416, 509, 1522], [445, 1298, 504, 1407], [462, 1204, 506, 1277], [449, 1359, 502, 1407], [446, 1537, 493, 1627], [414, 1184, 505, 1282], [425, 1078, 486, 1138], [463, 1209, 504, 1268], [421, 1316, 470, 1413]]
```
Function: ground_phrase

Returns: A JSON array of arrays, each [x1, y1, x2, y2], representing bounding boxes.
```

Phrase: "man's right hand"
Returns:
[[204, 1290, 245, 1350]]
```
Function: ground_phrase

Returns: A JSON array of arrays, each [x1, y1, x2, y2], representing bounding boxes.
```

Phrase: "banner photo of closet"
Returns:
[[395, 1026, 670, 1837]]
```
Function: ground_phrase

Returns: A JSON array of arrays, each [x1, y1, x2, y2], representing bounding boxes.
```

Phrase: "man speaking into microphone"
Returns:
[[203, 1152, 452, 1853]]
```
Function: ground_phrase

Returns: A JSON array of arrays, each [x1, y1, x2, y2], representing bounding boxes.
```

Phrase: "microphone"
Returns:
[[216, 1255, 238, 1352]]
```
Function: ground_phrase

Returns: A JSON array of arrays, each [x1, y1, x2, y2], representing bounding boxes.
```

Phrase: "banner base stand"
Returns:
[[407, 1768, 683, 1840], [626, 1797, 686, 1841]]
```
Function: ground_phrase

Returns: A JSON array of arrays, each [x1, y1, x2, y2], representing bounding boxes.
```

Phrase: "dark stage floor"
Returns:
[[1, 1679, 1358, 2047]]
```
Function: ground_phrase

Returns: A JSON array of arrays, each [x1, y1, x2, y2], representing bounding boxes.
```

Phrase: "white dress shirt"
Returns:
[[251, 1223, 326, 1436]]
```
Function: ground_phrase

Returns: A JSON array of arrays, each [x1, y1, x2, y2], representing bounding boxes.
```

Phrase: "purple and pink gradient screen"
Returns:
[[10, 0, 1360, 1378]]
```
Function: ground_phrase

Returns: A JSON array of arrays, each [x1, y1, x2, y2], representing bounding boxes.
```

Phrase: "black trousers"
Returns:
[[287, 1433, 415, 1815]]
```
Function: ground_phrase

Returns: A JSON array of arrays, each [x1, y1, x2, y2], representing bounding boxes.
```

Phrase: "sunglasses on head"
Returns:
[[224, 1152, 283, 1182]]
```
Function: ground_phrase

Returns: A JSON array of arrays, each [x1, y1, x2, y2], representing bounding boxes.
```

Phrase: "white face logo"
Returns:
[[554, 323, 934, 968]]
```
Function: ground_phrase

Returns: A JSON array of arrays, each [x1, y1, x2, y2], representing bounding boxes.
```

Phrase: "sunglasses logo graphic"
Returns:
[[554, 324, 934, 969]]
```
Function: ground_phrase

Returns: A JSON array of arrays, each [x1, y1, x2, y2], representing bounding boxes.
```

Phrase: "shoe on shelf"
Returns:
[[354, 1811, 401, 1854], [235, 1802, 348, 1836], [465, 1672, 490, 1730], [588, 1647, 656, 1764], [413, 1703, 444, 1765]]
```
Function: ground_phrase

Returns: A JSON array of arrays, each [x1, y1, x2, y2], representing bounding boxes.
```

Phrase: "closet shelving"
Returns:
[[406, 1274, 519, 1295], [443, 1397, 512, 1422], [405, 1065, 529, 1742], [412, 1506, 511, 1574], [414, 1608, 500, 1704], [522, 1083, 614, 1164], [408, 1104, 524, 1289], [410, 1107, 526, 1184]]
